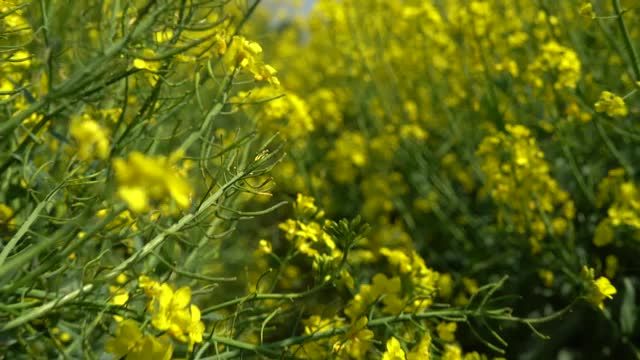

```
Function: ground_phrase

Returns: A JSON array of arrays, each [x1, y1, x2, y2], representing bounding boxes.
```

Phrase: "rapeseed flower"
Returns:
[[442, 344, 463, 360], [406, 333, 431, 360], [588, 277, 617, 310], [527, 41, 581, 89], [70, 114, 110, 160], [382, 337, 406, 360], [105, 320, 173, 360], [113, 152, 191, 213], [333, 317, 374, 358], [437, 322, 457, 342], [138, 277, 205, 350], [579, 3, 596, 19], [225, 36, 280, 85], [133, 49, 162, 85], [595, 91, 628, 117], [582, 266, 617, 309]]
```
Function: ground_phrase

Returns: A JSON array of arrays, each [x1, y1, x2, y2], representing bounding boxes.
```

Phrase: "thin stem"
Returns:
[[201, 301, 579, 356], [594, 118, 634, 176], [201, 285, 328, 315], [613, 0, 640, 80]]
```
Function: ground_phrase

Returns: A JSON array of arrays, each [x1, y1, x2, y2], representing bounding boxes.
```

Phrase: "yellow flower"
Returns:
[[58, 332, 72, 343], [153, 30, 173, 43], [224, 36, 279, 85], [407, 333, 431, 360], [527, 41, 581, 89], [579, 3, 596, 19], [477, 124, 574, 252], [133, 49, 161, 72], [437, 322, 457, 342], [69, 114, 110, 160], [257, 239, 272, 255], [225, 35, 262, 68], [442, 344, 463, 360], [587, 276, 617, 310], [113, 152, 192, 213], [382, 337, 406, 360], [380, 247, 413, 273], [0, 203, 16, 233], [133, 49, 162, 85], [117, 186, 148, 213], [105, 320, 173, 360], [231, 87, 312, 143], [345, 273, 404, 320], [152, 285, 188, 326], [139, 277, 205, 350], [593, 219, 614, 247], [294, 193, 324, 218], [116, 273, 128, 284], [333, 317, 374, 358], [595, 91, 628, 117], [109, 280, 130, 322]]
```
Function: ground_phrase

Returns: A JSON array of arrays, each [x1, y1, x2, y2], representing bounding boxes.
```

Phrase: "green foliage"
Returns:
[[1, 0, 640, 359]]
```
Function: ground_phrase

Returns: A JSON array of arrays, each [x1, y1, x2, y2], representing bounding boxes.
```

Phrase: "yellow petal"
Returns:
[[118, 186, 148, 213], [172, 286, 192, 309]]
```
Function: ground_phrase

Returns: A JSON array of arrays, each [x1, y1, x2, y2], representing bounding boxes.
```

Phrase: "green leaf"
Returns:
[[620, 277, 637, 335]]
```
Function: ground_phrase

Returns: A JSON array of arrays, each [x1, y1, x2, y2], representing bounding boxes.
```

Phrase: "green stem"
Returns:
[[0, 185, 62, 268], [201, 285, 328, 315], [99, 172, 245, 281], [560, 142, 597, 206], [0, 284, 95, 331], [594, 118, 634, 176], [613, 0, 640, 81], [489, 299, 578, 324], [202, 301, 578, 357]]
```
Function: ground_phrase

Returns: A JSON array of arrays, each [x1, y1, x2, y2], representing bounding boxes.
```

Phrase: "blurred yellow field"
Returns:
[[0, 1, 638, 359]]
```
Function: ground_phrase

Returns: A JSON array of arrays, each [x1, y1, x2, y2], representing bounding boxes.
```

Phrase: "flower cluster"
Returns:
[[477, 124, 575, 252], [113, 151, 192, 213], [527, 41, 582, 89], [593, 168, 640, 247], [581, 266, 617, 310], [106, 320, 173, 360], [138, 276, 205, 350], [69, 114, 111, 160], [3, 0, 636, 358], [595, 90, 628, 117], [225, 35, 280, 85], [231, 86, 314, 143]]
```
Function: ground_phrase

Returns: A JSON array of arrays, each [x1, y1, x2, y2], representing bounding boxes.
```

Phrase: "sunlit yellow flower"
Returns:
[[224, 36, 279, 85], [69, 114, 110, 160], [133, 49, 161, 72], [382, 337, 406, 360], [105, 320, 173, 360], [113, 152, 192, 213], [442, 344, 463, 360], [587, 276, 617, 310], [407, 333, 431, 360], [380, 247, 413, 273], [595, 91, 628, 117], [138, 277, 205, 350], [133, 49, 162, 85], [437, 322, 457, 342], [333, 317, 374, 358]]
